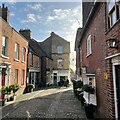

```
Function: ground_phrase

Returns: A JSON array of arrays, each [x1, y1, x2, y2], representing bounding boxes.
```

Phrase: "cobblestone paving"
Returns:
[[2, 86, 86, 119]]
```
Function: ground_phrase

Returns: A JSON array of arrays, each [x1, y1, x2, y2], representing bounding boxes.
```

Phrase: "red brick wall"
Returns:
[[0, 18, 28, 89], [79, 3, 116, 118]]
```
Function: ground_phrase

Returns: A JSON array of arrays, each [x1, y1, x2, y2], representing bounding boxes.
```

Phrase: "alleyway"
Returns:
[[2, 85, 86, 119]]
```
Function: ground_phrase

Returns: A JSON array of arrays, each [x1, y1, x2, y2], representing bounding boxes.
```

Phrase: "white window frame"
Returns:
[[2, 36, 8, 57], [15, 43, 19, 60], [22, 47, 26, 62], [57, 46, 63, 54], [107, 0, 120, 27], [14, 69, 18, 83], [87, 35, 92, 57], [57, 58, 64, 68], [21, 70, 25, 85]]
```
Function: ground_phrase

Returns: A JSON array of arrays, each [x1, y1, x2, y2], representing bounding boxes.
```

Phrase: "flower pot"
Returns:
[[79, 92, 85, 106], [84, 104, 94, 119], [2, 99, 5, 106]]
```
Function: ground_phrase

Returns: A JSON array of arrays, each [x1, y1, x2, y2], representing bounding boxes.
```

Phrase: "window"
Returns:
[[14, 69, 18, 83], [57, 58, 64, 68], [22, 47, 26, 62], [89, 77, 95, 88], [29, 52, 33, 66], [21, 70, 25, 85], [87, 35, 92, 56], [57, 46, 63, 54], [80, 48, 82, 62], [107, 0, 120, 27], [2, 36, 8, 56], [15, 43, 19, 60]]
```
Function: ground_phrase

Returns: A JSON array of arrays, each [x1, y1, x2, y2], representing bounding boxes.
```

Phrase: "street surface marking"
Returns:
[[26, 110, 31, 118]]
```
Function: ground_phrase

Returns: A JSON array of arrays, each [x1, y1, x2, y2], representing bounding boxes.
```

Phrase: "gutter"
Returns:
[[78, 2, 99, 48]]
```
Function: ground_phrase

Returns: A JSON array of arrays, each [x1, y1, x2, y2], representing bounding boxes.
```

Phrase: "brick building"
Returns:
[[76, 1, 120, 119], [40, 32, 70, 86], [19, 29, 53, 88], [0, 4, 28, 97]]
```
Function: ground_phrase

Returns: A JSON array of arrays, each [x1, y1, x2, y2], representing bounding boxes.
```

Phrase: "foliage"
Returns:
[[2, 86, 8, 95], [82, 84, 95, 94], [74, 81, 83, 89], [7, 85, 13, 94], [12, 83, 20, 93], [26, 84, 34, 92]]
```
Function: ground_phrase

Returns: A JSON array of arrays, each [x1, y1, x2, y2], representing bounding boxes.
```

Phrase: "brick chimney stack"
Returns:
[[0, 4, 10, 22], [19, 29, 31, 41]]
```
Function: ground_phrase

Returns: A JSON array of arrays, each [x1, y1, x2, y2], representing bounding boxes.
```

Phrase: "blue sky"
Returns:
[[1, 2, 82, 70]]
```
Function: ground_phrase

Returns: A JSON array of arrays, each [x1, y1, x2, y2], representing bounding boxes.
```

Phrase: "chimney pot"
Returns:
[[2, 4, 4, 8]]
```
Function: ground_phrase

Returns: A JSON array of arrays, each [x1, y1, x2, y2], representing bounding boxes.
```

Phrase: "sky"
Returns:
[[1, 1, 82, 71]]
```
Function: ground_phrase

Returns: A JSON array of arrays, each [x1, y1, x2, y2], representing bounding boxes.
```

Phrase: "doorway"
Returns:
[[115, 65, 120, 119]]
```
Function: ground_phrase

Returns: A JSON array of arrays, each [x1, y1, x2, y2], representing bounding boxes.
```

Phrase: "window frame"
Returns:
[[107, 0, 120, 28], [57, 46, 63, 54], [22, 47, 26, 62], [14, 69, 18, 83], [86, 35, 92, 57], [57, 58, 64, 68], [21, 70, 25, 86], [15, 43, 19, 60], [2, 36, 8, 57]]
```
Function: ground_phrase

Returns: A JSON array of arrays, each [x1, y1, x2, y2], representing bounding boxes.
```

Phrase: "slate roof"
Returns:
[[29, 38, 52, 60]]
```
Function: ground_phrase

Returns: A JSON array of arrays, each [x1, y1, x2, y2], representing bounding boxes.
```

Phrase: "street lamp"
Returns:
[[107, 38, 118, 49]]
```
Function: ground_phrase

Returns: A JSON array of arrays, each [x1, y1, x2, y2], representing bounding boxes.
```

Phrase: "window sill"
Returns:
[[14, 59, 20, 62], [1, 54, 9, 59], [21, 61, 26, 64], [86, 53, 92, 58]]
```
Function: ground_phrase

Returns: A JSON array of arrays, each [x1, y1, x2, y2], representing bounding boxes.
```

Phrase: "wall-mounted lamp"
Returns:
[[107, 38, 118, 49]]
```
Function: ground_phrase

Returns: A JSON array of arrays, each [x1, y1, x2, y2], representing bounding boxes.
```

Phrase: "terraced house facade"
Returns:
[[0, 4, 28, 98], [75, 1, 120, 119]]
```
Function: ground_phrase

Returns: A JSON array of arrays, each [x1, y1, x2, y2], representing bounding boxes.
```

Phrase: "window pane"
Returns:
[[22, 48, 25, 62], [111, 10, 117, 26], [21, 70, 25, 85], [14, 69, 18, 83], [57, 46, 63, 54], [57, 58, 64, 68], [2, 36, 8, 56], [108, 0, 115, 12], [87, 35, 92, 56], [15, 43, 19, 59]]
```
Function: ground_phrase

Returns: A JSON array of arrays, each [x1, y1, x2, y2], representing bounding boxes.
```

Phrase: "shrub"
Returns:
[[26, 84, 34, 92], [82, 84, 95, 94], [12, 83, 20, 93], [74, 80, 83, 89], [2, 86, 7, 95], [7, 85, 13, 94]]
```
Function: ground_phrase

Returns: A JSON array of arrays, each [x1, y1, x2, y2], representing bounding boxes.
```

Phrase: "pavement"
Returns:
[[1, 85, 87, 119]]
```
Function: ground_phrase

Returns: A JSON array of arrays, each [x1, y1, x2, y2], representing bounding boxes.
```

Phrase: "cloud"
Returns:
[[10, 13, 15, 16], [21, 14, 41, 23], [27, 3, 42, 11]]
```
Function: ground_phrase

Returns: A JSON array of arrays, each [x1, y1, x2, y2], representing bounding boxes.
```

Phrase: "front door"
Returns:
[[2, 68, 6, 86], [115, 65, 120, 119]]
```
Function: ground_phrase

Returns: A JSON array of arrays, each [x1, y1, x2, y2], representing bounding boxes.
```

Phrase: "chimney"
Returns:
[[19, 29, 31, 41], [0, 4, 10, 22]]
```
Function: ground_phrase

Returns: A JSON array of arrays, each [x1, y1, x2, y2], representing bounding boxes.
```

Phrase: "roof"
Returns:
[[74, 28, 82, 51], [78, 2, 100, 47], [51, 32, 70, 43], [29, 39, 53, 60]]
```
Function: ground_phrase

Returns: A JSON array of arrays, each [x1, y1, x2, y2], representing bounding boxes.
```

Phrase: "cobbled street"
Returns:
[[1, 85, 86, 119]]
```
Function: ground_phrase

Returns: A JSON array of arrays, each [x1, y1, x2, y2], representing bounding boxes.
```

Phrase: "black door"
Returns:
[[115, 65, 120, 119]]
